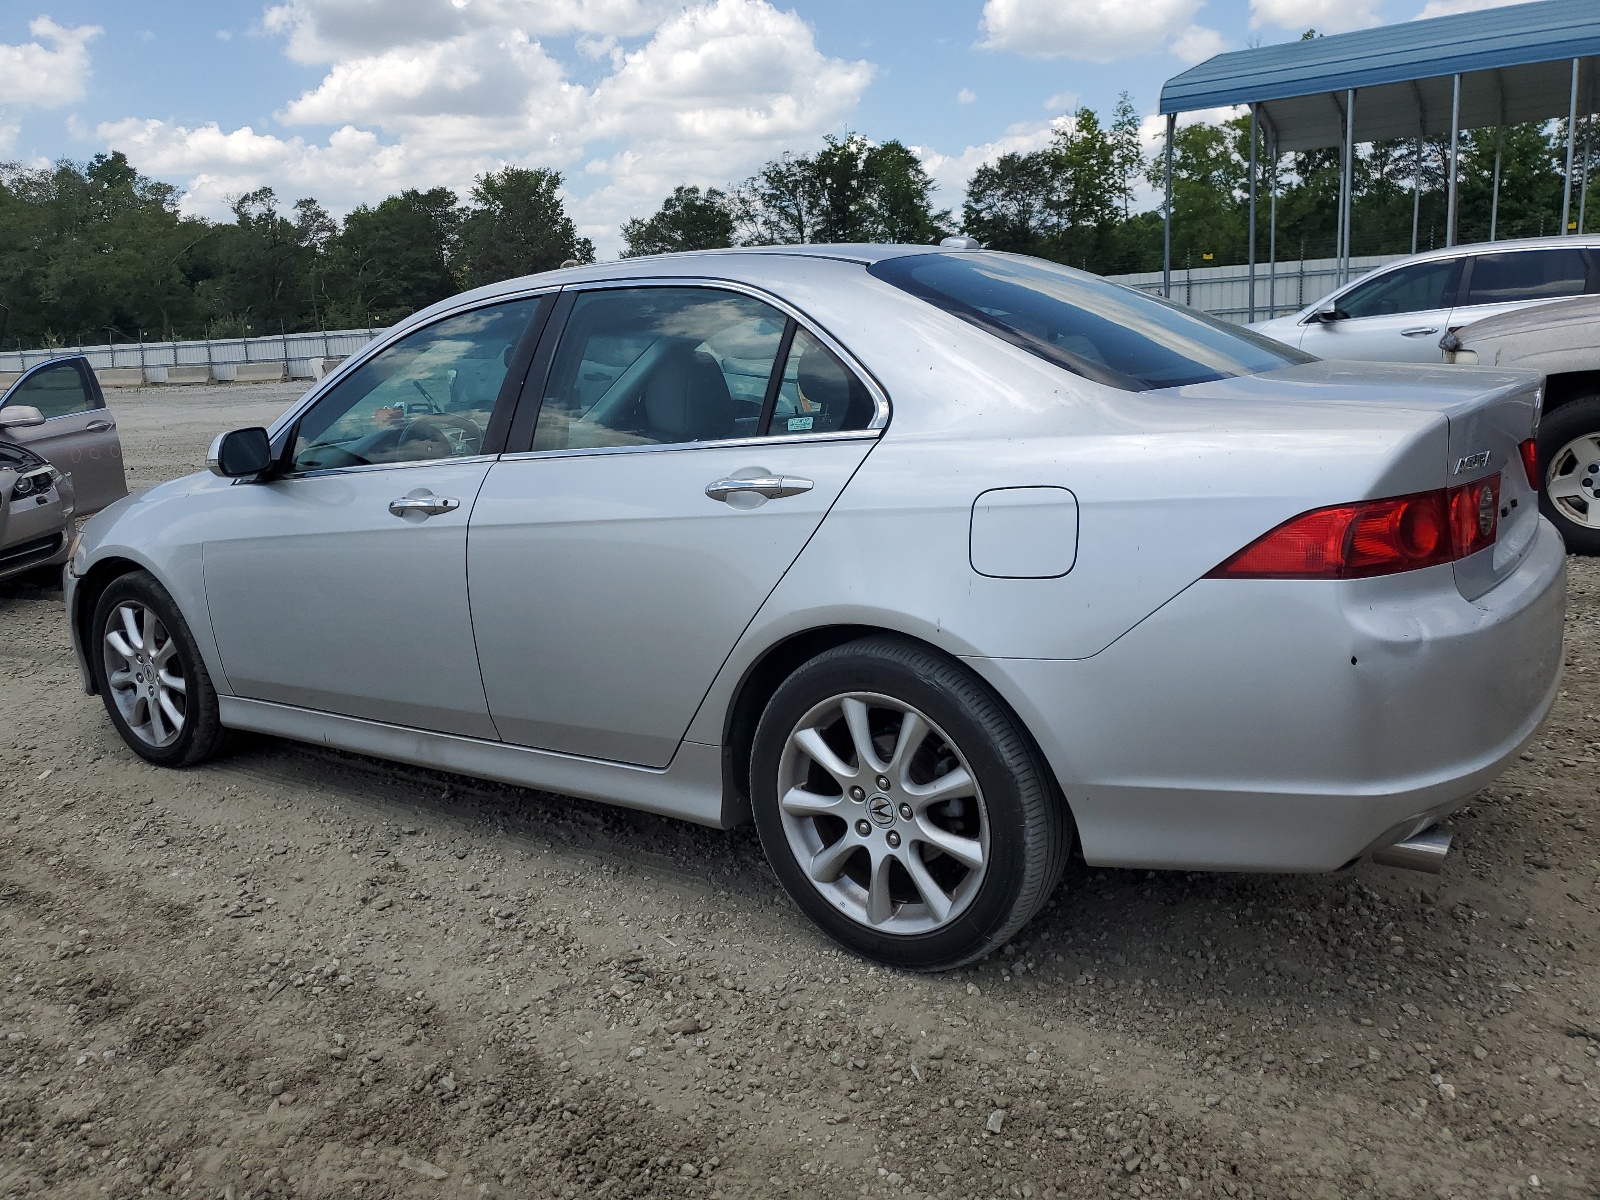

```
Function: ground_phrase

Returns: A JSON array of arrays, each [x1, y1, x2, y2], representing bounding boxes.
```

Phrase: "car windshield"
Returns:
[[868, 252, 1310, 391]]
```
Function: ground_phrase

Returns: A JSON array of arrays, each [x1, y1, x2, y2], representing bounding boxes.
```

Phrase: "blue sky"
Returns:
[[0, 0, 1522, 256]]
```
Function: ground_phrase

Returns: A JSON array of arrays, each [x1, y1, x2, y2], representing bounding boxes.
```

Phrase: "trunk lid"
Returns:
[[1171, 359, 1543, 598]]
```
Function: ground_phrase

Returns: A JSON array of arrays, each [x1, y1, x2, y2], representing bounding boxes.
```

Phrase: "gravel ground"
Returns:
[[1, 382, 1597, 1200]]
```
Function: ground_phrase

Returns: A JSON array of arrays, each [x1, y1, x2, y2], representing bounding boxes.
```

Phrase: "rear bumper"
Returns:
[[968, 516, 1567, 872]]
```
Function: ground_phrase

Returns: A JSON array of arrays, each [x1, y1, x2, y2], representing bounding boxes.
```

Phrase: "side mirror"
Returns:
[[1311, 301, 1348, 324], [0, 404, 47, 429], [207, 427, 274, 478]]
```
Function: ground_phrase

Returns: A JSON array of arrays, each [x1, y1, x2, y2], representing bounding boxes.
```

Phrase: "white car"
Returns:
[[1251, 235, 1600, 364], [65, 247, 1565, 969]]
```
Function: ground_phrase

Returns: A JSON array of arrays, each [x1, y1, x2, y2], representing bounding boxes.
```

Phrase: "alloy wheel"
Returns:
[[1546, 432, 1600, 529], [102, 600, 187, 748], [776, 691, 989, 935]]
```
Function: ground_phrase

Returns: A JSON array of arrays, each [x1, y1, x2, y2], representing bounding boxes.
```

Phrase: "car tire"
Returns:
[[91, 570, 232, 768], [750, 636, 1071, 971], [1537, 395, 1600, 555]]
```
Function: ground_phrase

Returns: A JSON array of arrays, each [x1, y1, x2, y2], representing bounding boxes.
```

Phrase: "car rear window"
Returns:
[[868, 252, 1310, 391]]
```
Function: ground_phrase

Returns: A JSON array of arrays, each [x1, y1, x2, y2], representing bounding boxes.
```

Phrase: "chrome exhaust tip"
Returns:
[[1371, 825, 1452, 874]]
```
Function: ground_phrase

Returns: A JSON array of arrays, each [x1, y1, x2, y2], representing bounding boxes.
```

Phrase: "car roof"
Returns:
[[384, 244, 969, 346], [1354, 233, 1600, 270]]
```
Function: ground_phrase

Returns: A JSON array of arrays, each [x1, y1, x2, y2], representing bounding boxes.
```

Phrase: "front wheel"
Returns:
[[92, 570, 232, 767], [750, 637, 1070, 971], [1538, 396, 1600, 555]]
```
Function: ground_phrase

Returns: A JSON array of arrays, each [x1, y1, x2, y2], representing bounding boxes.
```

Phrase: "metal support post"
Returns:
[[1247, 104, 1258, 323], [1412, 134, 1422, 255], [1268, 136, 1279, 320], [1581, 113, 1593, 234], [1490, 126, 1503, 241], [1341, 90, 1356, 285], [1565, 58, 1580, 234], [1446, 74, 1461, 248], [1162, 113, 1175, 300]]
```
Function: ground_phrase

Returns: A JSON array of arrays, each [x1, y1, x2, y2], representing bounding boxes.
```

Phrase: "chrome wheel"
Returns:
[[776, 691, 988, 935], [102, 601, 186, 748], [1546, 432, 1600, 528]]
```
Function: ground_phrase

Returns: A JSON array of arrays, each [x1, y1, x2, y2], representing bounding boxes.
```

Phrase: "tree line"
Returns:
[[1, 91, 1593, 349]]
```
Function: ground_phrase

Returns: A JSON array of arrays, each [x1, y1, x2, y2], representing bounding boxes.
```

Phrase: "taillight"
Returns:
[[1518, 438, 1539, 489], [1209, 474, 1499, 580]]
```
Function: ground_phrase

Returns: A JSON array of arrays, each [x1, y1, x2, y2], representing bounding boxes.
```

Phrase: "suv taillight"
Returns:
[[1208, 474, 1499, 580], [1518, 438, 1538, 489]]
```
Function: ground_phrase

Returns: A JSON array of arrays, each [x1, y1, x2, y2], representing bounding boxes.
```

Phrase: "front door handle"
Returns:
[[85, 420, 113, 432], [388, 495, 460, 517], [1400, 327, 1439, 337], [705, 476, 813, 502]]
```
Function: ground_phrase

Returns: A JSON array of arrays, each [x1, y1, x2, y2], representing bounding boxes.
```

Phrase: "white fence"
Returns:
[[1106, 254, 1405, 324], [0, 327, 386, 385]]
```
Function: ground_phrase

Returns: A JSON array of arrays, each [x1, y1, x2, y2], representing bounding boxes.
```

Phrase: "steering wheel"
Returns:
[[397, 412, 484, 458]]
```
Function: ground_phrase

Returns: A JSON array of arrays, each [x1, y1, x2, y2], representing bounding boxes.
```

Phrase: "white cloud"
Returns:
[[98, 0, 872, 259], [978, 0, 1204, 62], [1414, 0, 1533, 16], [0, 16, 101, 108], [957, 87, 976, 105], [1249, 0, 1380, 33], [915, 116, 1071, 202], [1042, 92, 1078, 113], [1169, 24, 1226, 63], [261, 0, 679, 64]]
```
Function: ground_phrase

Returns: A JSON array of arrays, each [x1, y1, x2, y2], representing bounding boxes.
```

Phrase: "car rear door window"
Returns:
[[1338, 259, 1461, 319], [6, 361, 96, 418], [291, 297, 542, 473], [533, 288, 788, 451], [1460, 248, 1592, 307]]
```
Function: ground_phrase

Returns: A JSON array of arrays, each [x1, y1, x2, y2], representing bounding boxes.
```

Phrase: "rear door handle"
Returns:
[[388, 496, 460, 517], [1400, 327, 1439, 337], [705, 476, 813, 502], [85, 420, 113, 432]]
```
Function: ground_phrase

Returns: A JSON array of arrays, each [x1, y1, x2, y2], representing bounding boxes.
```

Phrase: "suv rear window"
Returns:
[[868, 252, 1308, 391]]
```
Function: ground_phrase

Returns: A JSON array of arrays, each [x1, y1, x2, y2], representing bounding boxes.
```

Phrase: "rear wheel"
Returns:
[[1537, 396, 1600, 555], [92, 570, 231, 767], [750, 637, 1070, 971]]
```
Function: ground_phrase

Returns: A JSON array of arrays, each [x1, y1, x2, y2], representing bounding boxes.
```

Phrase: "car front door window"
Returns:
[[5, 361, 96, 418], [291, 298, 541, 473], [1337, 259, 1459, 320]]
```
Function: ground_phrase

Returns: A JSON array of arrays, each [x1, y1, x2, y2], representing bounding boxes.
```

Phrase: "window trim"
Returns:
[[274, 291, 557, 479], [501, 277, 890, 457]]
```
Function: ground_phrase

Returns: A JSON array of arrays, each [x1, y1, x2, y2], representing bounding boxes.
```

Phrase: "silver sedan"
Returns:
[[64, 247, 1565, 970]]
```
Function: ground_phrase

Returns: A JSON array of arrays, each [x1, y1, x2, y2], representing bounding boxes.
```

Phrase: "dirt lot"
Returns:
[[1, 381, 1597, 1200]]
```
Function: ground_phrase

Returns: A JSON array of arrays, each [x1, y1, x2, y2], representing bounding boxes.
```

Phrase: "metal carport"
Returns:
[[1157, 0, 1600, 316]]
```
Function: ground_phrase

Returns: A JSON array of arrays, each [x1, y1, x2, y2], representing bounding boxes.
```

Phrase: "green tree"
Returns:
[[962, 152, 1057, 254], [620, 185, 735, 257], [737, 133, 951, 245], [200, 187, 330, 335], [458, 166, 593, 288], [323, 187, 463, 325]]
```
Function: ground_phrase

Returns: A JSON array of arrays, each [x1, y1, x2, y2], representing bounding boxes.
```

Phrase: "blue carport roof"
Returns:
[[1160, 0, 1600, 152]]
